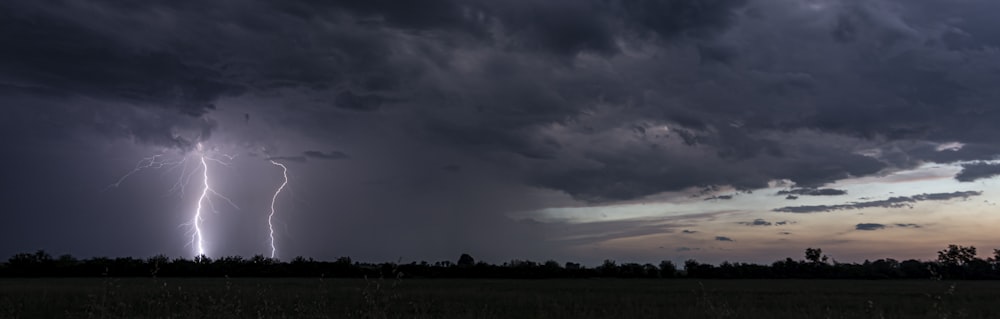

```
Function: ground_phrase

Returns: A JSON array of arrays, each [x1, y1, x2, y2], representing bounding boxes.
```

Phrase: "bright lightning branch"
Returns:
[[268, 160, 289, 259]]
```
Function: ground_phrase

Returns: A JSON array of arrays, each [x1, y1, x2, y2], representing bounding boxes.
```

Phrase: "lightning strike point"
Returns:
[[268, 160, 289, 259], [193, 156, 210, 256], [110, 143, 240, 257]]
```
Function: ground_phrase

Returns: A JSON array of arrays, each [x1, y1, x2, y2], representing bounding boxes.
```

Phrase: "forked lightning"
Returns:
[[268, 160, 289, 259]]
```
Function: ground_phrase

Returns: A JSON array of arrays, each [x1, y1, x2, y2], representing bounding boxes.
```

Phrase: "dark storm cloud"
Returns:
[[774, 191, 982, 213], [777, 188, 848, 196], [8, 0, 1000, 262], [682, 229, 698, 234], [704, 195, 734, 201], [266, 156, 308, 163], [470, 0, 749, 56], [303, 150, 351, 160], [275, 0, 482, 31], [715, 236, 734, 242], [855, 223, 886, 231], [266, 150, 348, 163], [895, 223, 922, 228], [484, 1, 619, 56], [0, 2, 240, 116], [955, 162, 1000, 182], [530, 138, 886, 202], [621, 0, 748, 40], [2, 0, 958, 204], [334, 91, 383, 112]]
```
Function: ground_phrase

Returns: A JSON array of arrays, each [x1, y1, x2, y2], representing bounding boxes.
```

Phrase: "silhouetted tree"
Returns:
[[937, 244, 983, 279], [659, 260, 677, 278], [541, 260, 562, 277], [805, 247, 828, 264], [684, 259, 716, 278], [867, 259, 900, 279], [937, 244, 977, 266], [598, 259, 618, 277], [4, 245, 1000, 279], [966, 258, 992, 279], [990, 249, 1000, 267], [457, 254, 475, 267], [899, 259, 931, 278], [7, 250, 54, 276]]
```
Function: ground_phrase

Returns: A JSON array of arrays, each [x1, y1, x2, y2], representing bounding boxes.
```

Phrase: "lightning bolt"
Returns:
[[110, 143, 239, 258], [105, 154, 183, 190], [193, 156, 210, 256], [268, 160, 289, 259], [189, 152, 239, 257]]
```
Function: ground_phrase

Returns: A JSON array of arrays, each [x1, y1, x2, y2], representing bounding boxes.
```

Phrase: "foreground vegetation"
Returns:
[[2, 278, 999, 318], [4, 246, 1000, 318], [4, 245, 1000, 280]]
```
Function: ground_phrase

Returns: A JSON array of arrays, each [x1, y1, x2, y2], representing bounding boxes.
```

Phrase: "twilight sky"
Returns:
[[3, 0, 1000, 265]]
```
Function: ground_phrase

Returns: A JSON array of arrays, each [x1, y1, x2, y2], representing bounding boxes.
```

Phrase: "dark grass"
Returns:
[[2, 278, 1000, 318]]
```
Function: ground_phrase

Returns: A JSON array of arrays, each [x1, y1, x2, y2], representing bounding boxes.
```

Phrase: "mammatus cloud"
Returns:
[[773, 191, 982, 213], [955, 162, 1000, 182]]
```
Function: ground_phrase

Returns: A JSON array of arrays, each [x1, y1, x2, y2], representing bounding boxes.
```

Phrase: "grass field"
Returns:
[[2, 278, 998, 318]]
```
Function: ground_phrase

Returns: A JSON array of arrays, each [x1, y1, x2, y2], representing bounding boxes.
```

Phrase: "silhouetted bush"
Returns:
[[4, 246, 1000, 279]]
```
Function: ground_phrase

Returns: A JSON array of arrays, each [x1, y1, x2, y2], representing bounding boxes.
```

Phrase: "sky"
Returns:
[[3, 0, 1000, 265]]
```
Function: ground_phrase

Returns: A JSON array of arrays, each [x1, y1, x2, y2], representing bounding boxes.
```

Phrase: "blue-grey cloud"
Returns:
[[304, 150, 351, 160], [737, 219, 791, 227], [777, 188, 848, 196], [955, 162, 1000, 182], [774, 191, 982, 214], [704, 195, 734, 201], [6, 0, 1000, 262], [739, 219, 770, 226], [855, 223, 886, 231], [266, 156, 308, 163]]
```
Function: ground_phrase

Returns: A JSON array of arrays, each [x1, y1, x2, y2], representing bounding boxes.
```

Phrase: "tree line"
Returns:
[[3, 245, 1000, 279]]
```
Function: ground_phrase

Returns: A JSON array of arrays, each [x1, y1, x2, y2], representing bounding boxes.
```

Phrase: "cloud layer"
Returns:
[[5, 0, 1000, 202], [4, 0, 1000, 261], [774, 191, 982, 213]]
